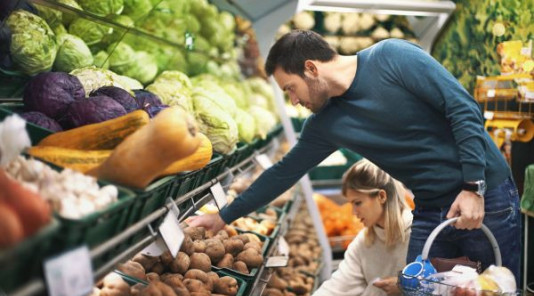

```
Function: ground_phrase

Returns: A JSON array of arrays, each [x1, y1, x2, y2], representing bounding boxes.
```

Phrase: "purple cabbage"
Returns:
[[20, 111, 63, 132], [90, 86, 138, 113], [145, 104, 169, 118], [23, 72, 85, 120], [60, 95, 127, 129], [133, 89, 163, 109]]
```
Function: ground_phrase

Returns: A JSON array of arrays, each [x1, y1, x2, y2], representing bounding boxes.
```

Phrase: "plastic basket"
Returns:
[[0, 68, 28, 98], [0, 103, 54, 144], [399, 217, 520, 296], [197, 153, 224, 186], [167, 169, 204, 201], [0, 219, 60, 293]]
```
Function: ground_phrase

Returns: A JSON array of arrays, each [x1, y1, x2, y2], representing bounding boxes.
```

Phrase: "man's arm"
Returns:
[[189, 124, 337, 232], [382, 40, 486, 229]]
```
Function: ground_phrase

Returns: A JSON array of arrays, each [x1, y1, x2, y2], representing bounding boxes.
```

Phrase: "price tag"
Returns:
[[255, 154, 273, 170], [278, 236, 289, 256], [265, 256, 289, 268], [486, 89, 496, 98], [210, 182, 227, 209], [484, 111, 495, 120], [44, 246, 93, 296], [159, 209, 184, 258]]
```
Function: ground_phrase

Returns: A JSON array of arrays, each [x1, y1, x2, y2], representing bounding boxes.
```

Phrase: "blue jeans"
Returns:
[[407, 176, 521, 284]]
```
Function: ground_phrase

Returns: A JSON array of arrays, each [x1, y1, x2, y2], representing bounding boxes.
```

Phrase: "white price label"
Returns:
[[255, 154, 273, 170], [265, 256, 289, 268], [211, 182, 227, 209], [486, 89, 496, 98], [278, 236, 289, 256], [159, 209, 184, 258], [44, 246, 93, 296], [484, 111, 495, 120]]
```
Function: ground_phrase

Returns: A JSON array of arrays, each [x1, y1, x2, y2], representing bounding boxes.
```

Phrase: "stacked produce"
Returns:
[[278, 11, 419, 55], [91, 225, 264, 295]]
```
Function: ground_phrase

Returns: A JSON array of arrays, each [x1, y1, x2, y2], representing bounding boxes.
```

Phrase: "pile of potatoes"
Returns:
[[231, 207, 278, 237], [261, 205, 322, 296]]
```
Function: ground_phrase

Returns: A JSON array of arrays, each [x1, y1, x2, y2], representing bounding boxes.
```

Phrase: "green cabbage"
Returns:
[[54, 34, 94, 72], [246, 77, 275, 110], [221, 82, 249, 109], [57, 0, 82, 26], [115, 75, 143, 90], [145, 82, 193, 112], [249, 106, 277, 140], [107, 42, 136, 67], [70, 66, 134, 95], [34, 4, 63, 28], [6, 10, 57, 76], [103, 15, 134, 45], [123, 0, 153, 20], [69, 18, 112, 46], [78, 0, 124, 16], [219, 11, 235, 32], [113, 51, 158, 85], [93, 51, 110, 69], [154, 70, 193, 89], [192, 78, 237, 115], [235, 108, 256, 143], [193, 95, 238, 154]]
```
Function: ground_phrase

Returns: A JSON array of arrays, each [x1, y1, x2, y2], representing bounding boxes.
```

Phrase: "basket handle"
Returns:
[[421, 217, 502, 266]]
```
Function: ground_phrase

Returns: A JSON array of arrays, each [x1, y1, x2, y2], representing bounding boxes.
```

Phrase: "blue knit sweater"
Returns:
[[220, 39, 510, 223]]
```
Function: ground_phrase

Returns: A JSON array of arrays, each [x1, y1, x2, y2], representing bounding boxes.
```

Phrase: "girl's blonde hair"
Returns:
[[342, 159, 409, 247]]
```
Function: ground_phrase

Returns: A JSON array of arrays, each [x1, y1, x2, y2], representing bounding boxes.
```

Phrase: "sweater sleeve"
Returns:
[[219, 121, 337, 223], [380, 40, 486, 182], [313, 232, 368, 296]]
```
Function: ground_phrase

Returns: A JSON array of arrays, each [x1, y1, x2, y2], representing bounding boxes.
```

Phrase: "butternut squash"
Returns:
[[90, 106, 201, 188], [38, 110, 150, 150], [27, 146, 112, 173], [160, 132, 212, 176]]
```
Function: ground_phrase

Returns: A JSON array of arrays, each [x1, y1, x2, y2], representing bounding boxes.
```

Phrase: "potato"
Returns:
[[214, 276, 238, 296], [161, 273, 183, 282], [131, 283, 146, 296], [236, 248, 263, 269], [207, 271, 220, 287], [223, 238, 244, 257], [180, 235, 195, 256], [233, 234, 249, 245], [147, 272, 161, 282], [101, 273, 130, 296], [161, 274, 189, 296], [151, 262, 166, 275], [232, 261, 249, 274], [262, 288, 283, 296], [243, 241, 262, 253], [204, 239, 225, 263], [192, 240, 206, 253], [184, 269, 212, 291], [183, 279, 210, 293], [189, 253, 212, 272], [117, 260, 147, 280], [224, 225, 238, 237], [169, 252, 190, 274], [267, 274, 288, 290], [189, 292, 210, 296], [184, 227, 205, 241], [160, 251, 174, 266], [216, 253, 234, 269], [215, 230, 229, 240], [140, 281, 178, 296], [243, 233, 261, 244], [133, 253, 160, 271]]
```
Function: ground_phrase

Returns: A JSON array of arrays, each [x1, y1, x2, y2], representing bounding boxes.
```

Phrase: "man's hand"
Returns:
[[373, 277, 400, 295], [446, 190, 485, 229], [186, 213, 226, 233]]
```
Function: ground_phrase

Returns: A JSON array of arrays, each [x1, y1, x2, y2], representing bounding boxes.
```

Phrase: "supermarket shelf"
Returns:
[[10, 139, 278, 296]]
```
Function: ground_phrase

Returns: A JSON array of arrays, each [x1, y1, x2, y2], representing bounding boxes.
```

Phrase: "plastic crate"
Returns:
[[197, 154, 224, 186], [0, 103, 54, 144], [167, 169, 204, 201], [0, 68, 28, 98], [0, 219, 60, 293]]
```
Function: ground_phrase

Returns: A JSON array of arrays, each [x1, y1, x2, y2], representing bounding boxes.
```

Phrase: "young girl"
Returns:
[[314, 159, 413, 296]]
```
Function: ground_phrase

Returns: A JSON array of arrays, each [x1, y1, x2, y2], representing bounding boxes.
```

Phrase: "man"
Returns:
[[189, 30, 521, 283]]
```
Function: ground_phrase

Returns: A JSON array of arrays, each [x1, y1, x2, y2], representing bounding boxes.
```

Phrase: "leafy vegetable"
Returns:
[[54, 34, 94, 72], [61, 96, 127, 129], [20, 111, 63, 132], [23, 72, 85, 120], [69, 18, 112, 46], [6, 10, 57, 76], [90, 86, 138, 112], [77, 0, 124, 16], [235, 108, 256, 143]]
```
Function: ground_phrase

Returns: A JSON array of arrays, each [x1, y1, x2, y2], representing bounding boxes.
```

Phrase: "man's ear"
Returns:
[[304, 60, 318, 77]]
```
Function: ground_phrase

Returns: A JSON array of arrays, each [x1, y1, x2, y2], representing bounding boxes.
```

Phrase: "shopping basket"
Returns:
[[399, 217, 520, 296]]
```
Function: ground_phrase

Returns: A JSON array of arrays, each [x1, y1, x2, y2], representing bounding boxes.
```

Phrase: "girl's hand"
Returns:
[[373, 277, 401, 295]]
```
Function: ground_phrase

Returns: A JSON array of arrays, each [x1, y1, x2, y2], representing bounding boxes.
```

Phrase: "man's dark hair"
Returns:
[[265, 30, 337, 77]]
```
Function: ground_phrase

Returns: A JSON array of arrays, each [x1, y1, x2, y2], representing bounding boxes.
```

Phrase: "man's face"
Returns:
[[273, 67, 329, 113]]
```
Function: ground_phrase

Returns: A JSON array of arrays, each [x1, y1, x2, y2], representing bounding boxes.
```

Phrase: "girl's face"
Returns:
[[346, 189, 386, 228]]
